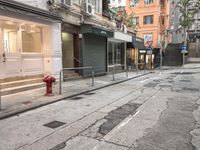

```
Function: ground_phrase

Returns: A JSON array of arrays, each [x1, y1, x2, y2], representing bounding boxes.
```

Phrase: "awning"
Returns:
[[0, 1, 61, 23], [127, 36, 145, 49], [80, 24, 114, 38]]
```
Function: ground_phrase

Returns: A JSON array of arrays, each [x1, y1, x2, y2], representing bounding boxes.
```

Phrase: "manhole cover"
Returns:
[[22, 101, 32, 105], [84, 92, 95, 95], [70, 97, 83, 100], [180, 80, 191, 82], [44, 121, 65, 129]]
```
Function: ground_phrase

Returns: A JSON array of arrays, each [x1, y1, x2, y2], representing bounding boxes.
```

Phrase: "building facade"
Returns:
[[0, 0, 62, 80], [126, 0, 170, 49], [1, 0, 136, 81]]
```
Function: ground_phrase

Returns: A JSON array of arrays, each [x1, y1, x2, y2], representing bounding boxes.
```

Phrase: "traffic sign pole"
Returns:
[[182, 53, 185, 69]]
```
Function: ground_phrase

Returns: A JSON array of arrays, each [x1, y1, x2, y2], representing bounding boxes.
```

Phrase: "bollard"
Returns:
[[92, 70, 94, 86], [112, 66, 115, 81], [126, 68, 128, 78]]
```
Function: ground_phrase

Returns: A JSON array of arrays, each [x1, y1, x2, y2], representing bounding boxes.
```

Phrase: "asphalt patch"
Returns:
[[99, 102, 141, 135], [43, 120, 66, 129]]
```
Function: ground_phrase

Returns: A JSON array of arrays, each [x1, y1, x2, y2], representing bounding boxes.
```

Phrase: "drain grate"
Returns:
[[84, 92, 96, 95], [180, 80, 191, 82], [70, 97, 83, 100], [159, 84, 172, 88], [182, 87, 199, 92], [43, 121, 66, 129], [22, 101, 32, 105]]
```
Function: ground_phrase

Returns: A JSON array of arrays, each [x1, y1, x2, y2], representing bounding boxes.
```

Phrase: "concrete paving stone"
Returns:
[[18, 112, 106, 150], [97, 105, 117, 113], [62, 136, 128, 150], [103, 117, 157, 147]]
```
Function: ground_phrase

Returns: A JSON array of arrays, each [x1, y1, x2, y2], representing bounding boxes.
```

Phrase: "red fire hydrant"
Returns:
[[43, 76, 56, 96]]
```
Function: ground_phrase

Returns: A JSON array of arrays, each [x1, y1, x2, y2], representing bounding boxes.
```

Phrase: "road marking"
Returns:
[[139, 77, 158, 83], [117, 111, 140, 129]]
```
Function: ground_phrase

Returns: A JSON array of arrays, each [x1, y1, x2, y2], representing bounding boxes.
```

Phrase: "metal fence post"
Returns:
[[59, 70, 62, 95], [136, 63, 139, 74], [92, 69, 94, 86], [126, 68, 128, 78], [112, 66, 115, 81]]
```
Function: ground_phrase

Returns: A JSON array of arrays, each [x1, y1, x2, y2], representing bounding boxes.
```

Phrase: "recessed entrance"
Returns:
[[62, 32, 74, 68]]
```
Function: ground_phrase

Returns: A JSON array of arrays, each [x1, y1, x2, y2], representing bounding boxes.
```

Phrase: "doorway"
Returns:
[[62, 32, 74, 68]]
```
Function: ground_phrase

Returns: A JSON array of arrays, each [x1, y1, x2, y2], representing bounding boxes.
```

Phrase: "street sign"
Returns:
[[147, 40, 153, 47], [146, 47, 153, 55], [181, 45, 188, 53]]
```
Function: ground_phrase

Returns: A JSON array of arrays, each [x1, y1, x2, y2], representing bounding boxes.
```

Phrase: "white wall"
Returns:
[[14, 0, 49, 10]]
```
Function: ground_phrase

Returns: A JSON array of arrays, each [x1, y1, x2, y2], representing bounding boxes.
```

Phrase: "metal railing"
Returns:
[[138, 62, 146, 73], [59, 67, 94, 94], [108, 64, 129, 81]]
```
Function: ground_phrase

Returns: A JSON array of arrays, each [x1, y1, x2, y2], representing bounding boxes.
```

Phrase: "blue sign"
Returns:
[[146, 47, 153, 54], [181, 45, 188, 53]]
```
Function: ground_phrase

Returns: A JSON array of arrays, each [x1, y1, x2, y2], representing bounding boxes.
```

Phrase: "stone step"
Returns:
[[1, 83, 45, 96], [1, 78, 43, 89], [0, 74, 43, 83]]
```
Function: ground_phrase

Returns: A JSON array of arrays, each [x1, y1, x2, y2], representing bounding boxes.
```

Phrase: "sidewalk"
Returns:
[[0, 70, 151, 120]]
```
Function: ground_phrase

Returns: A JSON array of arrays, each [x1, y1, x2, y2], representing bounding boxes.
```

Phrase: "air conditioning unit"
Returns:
[[55, 0, 72, 8], [84, 2, 95, 16]]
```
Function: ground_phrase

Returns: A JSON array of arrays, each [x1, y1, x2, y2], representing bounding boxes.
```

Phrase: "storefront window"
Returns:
[[3, 25, 18, 53], [22, 26, 42, 53], [108, 42, 124, 65], [114, 43, 122, 64]]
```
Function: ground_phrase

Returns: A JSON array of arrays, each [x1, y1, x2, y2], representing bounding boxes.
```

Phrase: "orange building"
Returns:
[[126, 0, 170, 49]]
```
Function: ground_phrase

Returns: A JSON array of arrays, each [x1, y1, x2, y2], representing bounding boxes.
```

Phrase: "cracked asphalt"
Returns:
[[0, 64, 200, 150]]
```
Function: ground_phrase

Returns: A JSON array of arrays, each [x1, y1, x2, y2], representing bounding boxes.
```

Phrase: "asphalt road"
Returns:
[[0, 66, 200, 150]]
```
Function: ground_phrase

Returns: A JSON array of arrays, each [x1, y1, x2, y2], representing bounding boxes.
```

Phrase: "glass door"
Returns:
[[2, 24, 22, 77]]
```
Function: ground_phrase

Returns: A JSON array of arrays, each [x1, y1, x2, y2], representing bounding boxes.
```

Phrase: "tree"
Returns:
[[122, 12, 136, 30], [176, 0, 200, 46]]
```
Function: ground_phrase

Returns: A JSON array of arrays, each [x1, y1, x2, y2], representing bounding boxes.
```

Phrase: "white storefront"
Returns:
[[0, 1, 62, 79]]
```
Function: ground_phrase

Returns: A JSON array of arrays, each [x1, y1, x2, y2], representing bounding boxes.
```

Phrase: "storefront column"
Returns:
[[43, 23, 62, 78]]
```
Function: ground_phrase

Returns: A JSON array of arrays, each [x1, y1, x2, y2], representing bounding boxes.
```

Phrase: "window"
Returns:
[[197, 23, 200, 30], [130, 0, 139, 7], [133, 17, 139, 25], [88, 0, 102, 14], [144, 0, 153, 4], [108, 42, 124, 65], [22, 26, 42, 53], [72, 0, 80, 4], [144, 15, 154, 24], [3, 25, 18, 53]]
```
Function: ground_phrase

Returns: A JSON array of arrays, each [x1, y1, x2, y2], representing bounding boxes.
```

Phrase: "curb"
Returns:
[[0, 72, 151, 120]]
